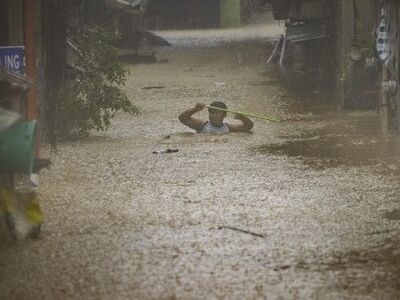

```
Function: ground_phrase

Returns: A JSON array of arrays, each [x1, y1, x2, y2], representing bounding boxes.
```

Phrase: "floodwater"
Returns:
[[1, 25, 400, 299]]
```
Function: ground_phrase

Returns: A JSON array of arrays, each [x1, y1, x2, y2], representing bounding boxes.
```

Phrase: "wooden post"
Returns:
[[23, 0, 38, 121], [23, 0, 40, 155]]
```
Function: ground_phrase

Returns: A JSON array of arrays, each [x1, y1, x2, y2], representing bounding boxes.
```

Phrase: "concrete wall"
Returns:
[[220, 0, 241, 28]]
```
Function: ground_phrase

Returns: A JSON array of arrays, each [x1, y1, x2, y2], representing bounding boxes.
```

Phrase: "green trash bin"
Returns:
[[0, 120, 37, 174]]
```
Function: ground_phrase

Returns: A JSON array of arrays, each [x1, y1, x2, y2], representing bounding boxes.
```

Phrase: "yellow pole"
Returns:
[[206, 105, 281, 123]]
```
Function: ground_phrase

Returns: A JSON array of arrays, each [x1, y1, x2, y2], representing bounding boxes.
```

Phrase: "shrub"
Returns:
[[55, 26, 138, 139]]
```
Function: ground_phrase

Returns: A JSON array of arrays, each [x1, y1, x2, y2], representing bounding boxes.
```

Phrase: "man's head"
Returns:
[[208, 101, 227, 127]]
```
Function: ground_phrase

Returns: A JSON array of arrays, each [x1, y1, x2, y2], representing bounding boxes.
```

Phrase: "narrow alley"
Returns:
[[1, 25, 400, 299]]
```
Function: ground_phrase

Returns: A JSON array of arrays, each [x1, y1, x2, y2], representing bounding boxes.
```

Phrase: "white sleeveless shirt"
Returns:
[[197, 121, 230, 134]]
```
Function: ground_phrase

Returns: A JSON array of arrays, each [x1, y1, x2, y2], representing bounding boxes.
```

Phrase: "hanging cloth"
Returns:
[[376, 5, 390, 64]]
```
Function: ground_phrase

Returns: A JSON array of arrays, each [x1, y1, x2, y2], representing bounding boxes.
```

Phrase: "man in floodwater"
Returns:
[[178, 101, 254, 134]]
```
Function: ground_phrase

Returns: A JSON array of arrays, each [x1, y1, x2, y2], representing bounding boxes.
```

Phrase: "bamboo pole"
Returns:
[[206, 105, 281, 123]]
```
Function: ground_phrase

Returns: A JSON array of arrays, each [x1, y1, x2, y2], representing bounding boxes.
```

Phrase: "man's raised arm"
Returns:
[[228, 113, 254, 132], [178, 102, 206, 131]]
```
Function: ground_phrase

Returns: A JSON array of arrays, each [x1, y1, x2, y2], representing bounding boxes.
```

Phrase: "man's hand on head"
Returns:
[[179, 102, 206, 131], [230, 113, 254, 132], [194, 102, 205, 112]]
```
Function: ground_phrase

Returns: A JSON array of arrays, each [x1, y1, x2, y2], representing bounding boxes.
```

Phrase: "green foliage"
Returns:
[[55, 26, 138, 139]]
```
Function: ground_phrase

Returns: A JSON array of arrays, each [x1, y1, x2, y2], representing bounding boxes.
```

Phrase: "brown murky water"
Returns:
[[1, 25, 400, 299], [255, 114, 400, 168]]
